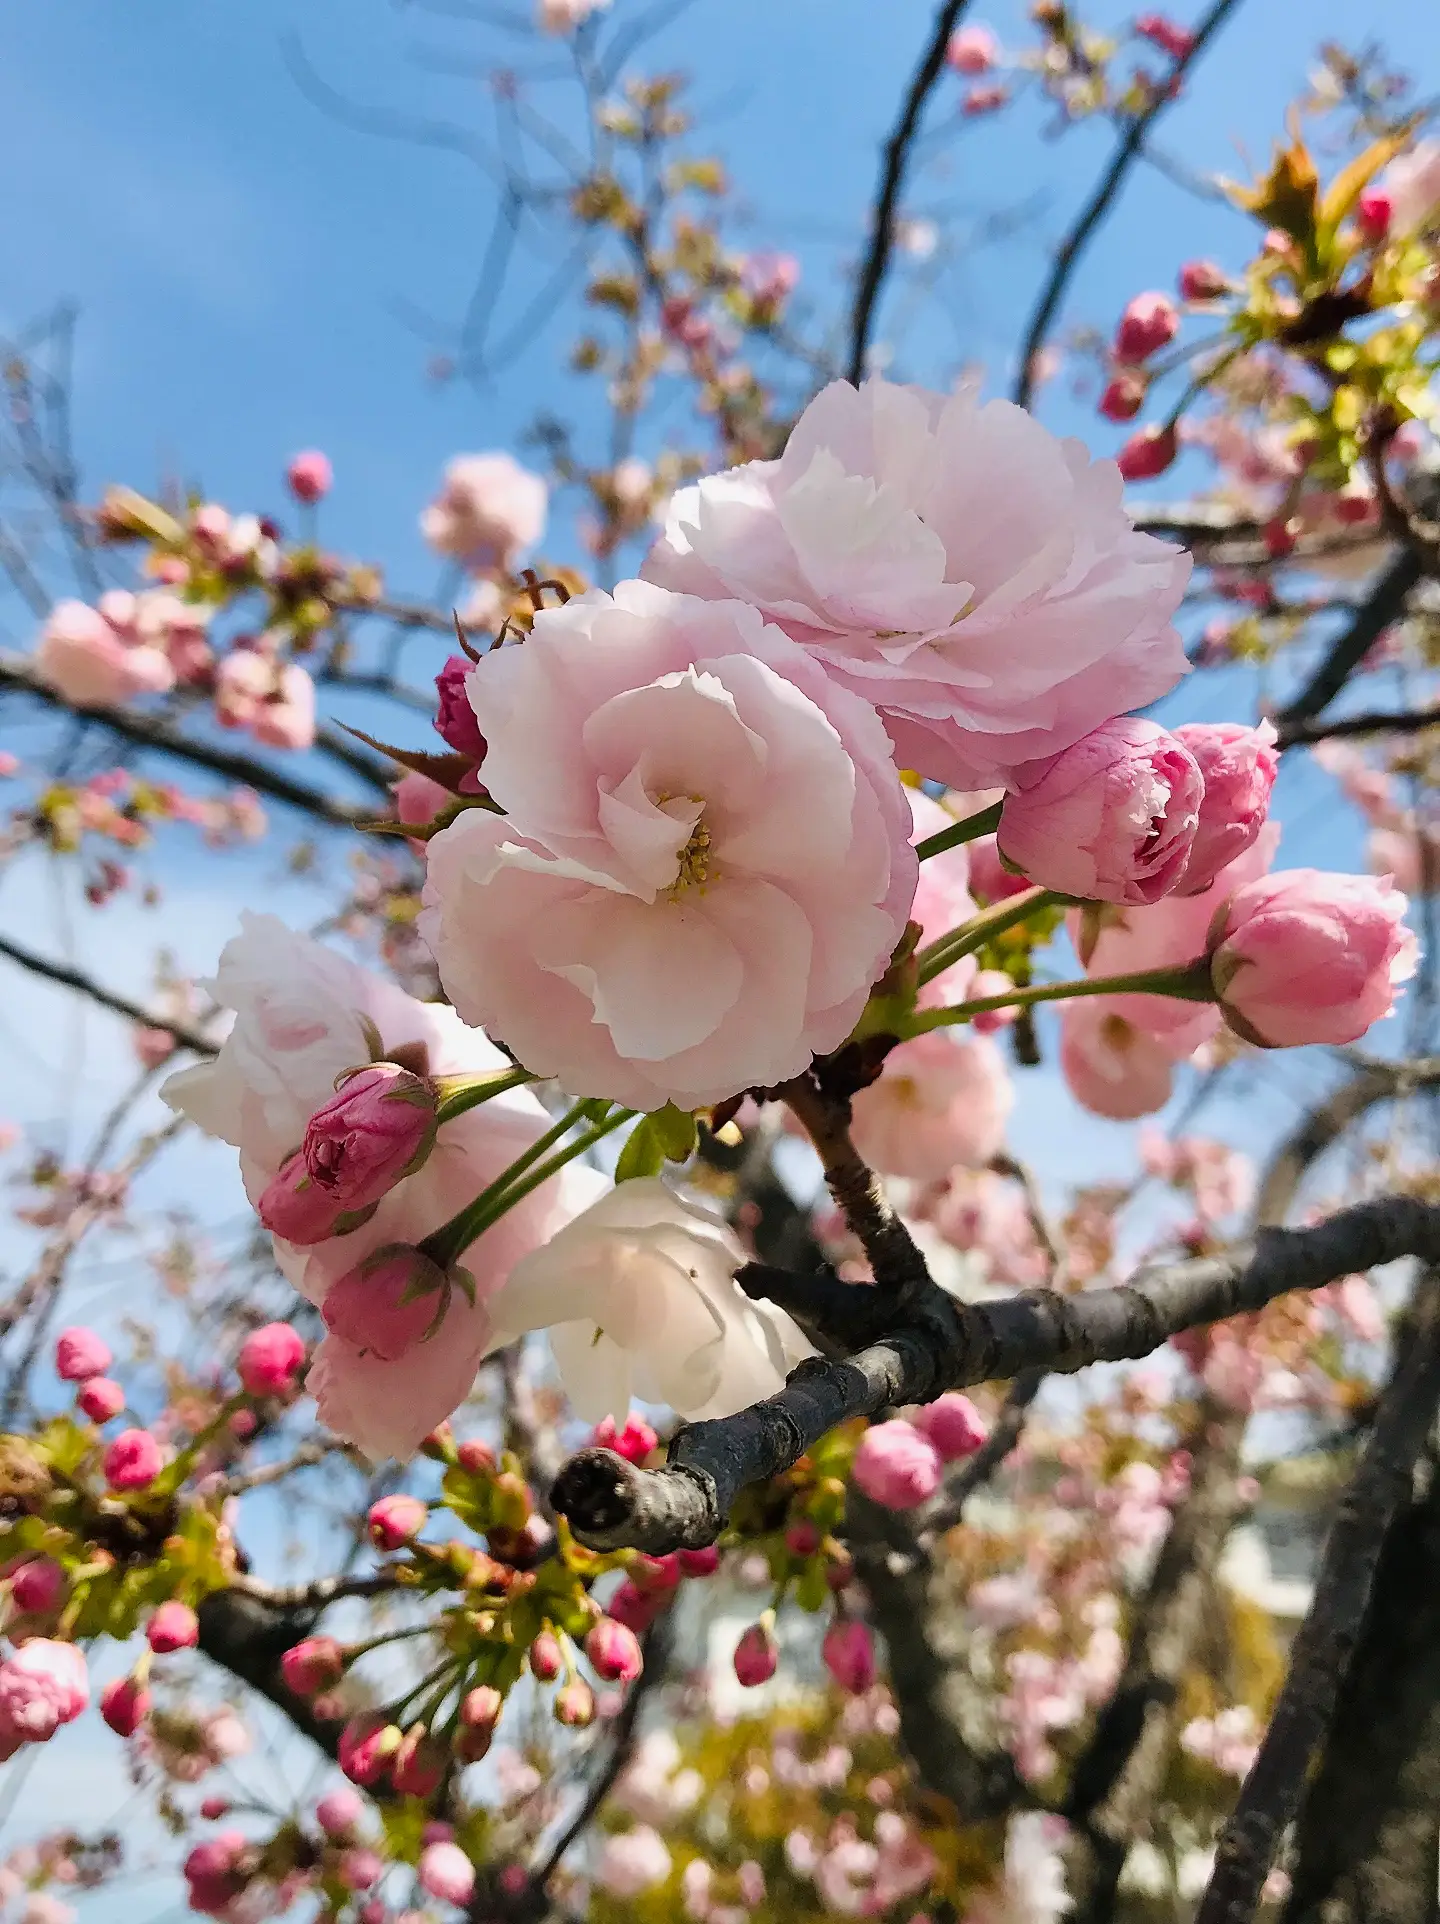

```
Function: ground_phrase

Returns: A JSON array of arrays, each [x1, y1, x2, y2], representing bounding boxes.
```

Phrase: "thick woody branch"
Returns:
[[1194, 1279, 1440, 1924], [553, 1196, 1440, 1552], [1274, 549, 1424, 729], [1275, 706, 1440, 749], [196, 1587, 349, 1759]]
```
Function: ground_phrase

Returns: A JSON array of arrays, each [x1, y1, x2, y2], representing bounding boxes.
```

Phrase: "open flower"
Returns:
[[849, 1030, 1012, 1180], [421, 453, 546, 571], [485, 1178, 808, 1424], [643, 376, 1189, 788], [34, 600, 175, 708], [421, 582, 916, 1110]]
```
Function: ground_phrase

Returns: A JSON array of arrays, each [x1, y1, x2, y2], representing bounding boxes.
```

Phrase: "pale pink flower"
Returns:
[[848, 1031, 1012, 1181], [908, 789, 980, 1000], [421, 454, 546, 570], [1211, 870, 1416, 1047], [595, 1828, 672, 1897], [1365, 825, 1436, 895], [643, 376, 1190, 788], [1173, 721, 1278, 893], [287, 451, 333, 503], [1059, 1000, 1207, 1121], [417, 1842, 475, 1907], [536, 0, 610, 33], [34, 600, 174, 707], [971, 1812, 1072, 1924], [998, 719, 1202, 905], [0, 1642, 88, 1758], [1373, 138, 1440, 235], [315, 1787, 364, 1837], [946, 23, 1000, 72], [421, 582, 916, 1111]]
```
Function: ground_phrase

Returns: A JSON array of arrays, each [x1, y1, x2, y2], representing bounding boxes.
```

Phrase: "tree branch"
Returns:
[[1273, 549, 1423, 729], [1012, 0, 1246, 411], [0, 932, 220, 1057], [1275, 705, 1440, 750], [553, 1196, 1440, 1553]]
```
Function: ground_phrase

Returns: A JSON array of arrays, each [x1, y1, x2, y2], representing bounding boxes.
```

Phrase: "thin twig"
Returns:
[[1275, 705, 1440, 749], [0, 933, 219, 1056]]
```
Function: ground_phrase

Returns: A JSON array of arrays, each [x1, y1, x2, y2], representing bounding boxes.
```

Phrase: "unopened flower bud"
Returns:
[[147, 1601, 200, 1653], [1113, 291, 1179, 363], [10, 1557, 66, 1615], [280, 1635, 346, 1697], [367, 1494, 428, 1551], [733, 1623, 778, 1688], [529, 1632, 563, 1681], [554, 1679, 595, 1727], [77, 1376, 125, 1422], [321, 1246, 453, 1362], [1117, 423, 1178, 480], [100, 1675, 151, 1736], [585, 1618, 643, 1684]]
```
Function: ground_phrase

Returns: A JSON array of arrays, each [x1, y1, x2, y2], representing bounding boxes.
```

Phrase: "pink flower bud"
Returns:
[[392, 1726, 446, 1798], [1178, 259, 1230, 301], [529, 1632, 563, 1681], [821, 1620, 877, 1694], [340, 1850, 384, 1893], [1135, 12, 1194, 58], [1099, 373, 1146, 422], [316, 1786, 365, 1836], [968, 969, 1019, 1034], [339, 1713, 403, 1787], [606, 1580, 663, 1634], [147, 1601, 200, 1653], [1117, 423, 1179, 480], [434, 656, 488, 761], [367, 1494, 428, 1551], [968, 836, 1033, 905], [77, 1377, 125, 1422], [184, 1832, 248, 1916], [962, 82, 1008, 115], [998, 718, 1203, 906], [585, 1618, 643, 1684], [100, 1675, 150, 1736], [10, 1558, 65, 1615], [303, 1063, 438, 1213], [257, 1152, 345, 1245], [104, 1427, 164, 1491], [0, 1638, 88, 1743], [677, 1546, 721, 1578], [852, 1419, 942, 1510], [321, 1246, 452, 1362], [785, 1521, 821, 1557], [733, 1623, 778, 1688], [1172, 721, 1279, 894], [417, 1841, 475, 1907], [460, 1685, 503, 1733], [456, 1439, 495, 1474], [237, 1322, 306, 1396], [589, 1413, 659, 1463], [280, 1636, 346, 1697], [200, 1796, 230, 1820], [554, 1680, 595, 1727], [1211, 870, 1417, 1047], [945, 22, 999, 72], [1357, 187, 1392, 243], [628, 1552, 682, 1594], [913, 1392, 988, 1462], [287, 451, 333, 504], [55, 1327, 111, 1382], [1114, 291, 1180, 363]]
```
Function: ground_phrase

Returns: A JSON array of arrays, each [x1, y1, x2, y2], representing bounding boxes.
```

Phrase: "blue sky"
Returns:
[[0, 0, 1436, 1892]]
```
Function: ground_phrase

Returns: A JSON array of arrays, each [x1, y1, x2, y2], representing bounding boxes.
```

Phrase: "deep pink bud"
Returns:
[[237, 1322, 306, 1396], [529, 1632, 563, 1681], [1135, 12, 1194, 58], [10, 1558, 66, 1615], [998, 718, 1203, 906], [1357, 187, 1392, 243], [913, 1393, 989, 1462], [339, 1712, 403, 1787], [460, 1684, 503, 1733], [55, 1327, 111, 1382], [589, 1413, 658, 1463], [315, 1786, 364, 1837], [1172, 720, 1278, 894], [257, 1151, 345, 1245], [1099, 373, 1146, 422], [302, 1063, 438, 1213], [184, 1832, 248, 1916], [553, 1679, 595, 1727], [100, 1675, 151, 1736], [1211, 870, 1417, 1048], [456, 1439, 495, 1475], [147, 1601, 200, 1653], [280, 1636, 346, 1697], [1113, 291, 1180, 363], [104, 1427, 164, 1491], [606, 1580, 663, 1634], [367, 1494, 428, 1551], [733, 1623, 778, 1688], [418, 1842, 475, 1907], [1178, 259, 1230, 301], [434, 656, 488, 761], [200, 1796, 230, 1820], [1117, 423, 1179, 480], [945, 22, 999, 72], [77, 1377, 124, 1422], [677, 1546, 721, 1578], [784, 1521, 821, 1557], [321, 1245, 452, 1362], [821, 1620, 877, 1694], [851, 1419, 942, 1511], [391, 1725, 446, 1798], [340, 1849, 384, 1893], [628, 1552, 682, 1594], [585, 1618, 643, 1684], [287, 450, 333, 504]]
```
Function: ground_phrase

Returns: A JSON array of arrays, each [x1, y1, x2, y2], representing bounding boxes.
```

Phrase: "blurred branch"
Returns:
[[1274, 549, 1423, 728], [846, 0, 975, 386], [1275, 705, 1440, 749], [216, 1438, 370, 1497], [1012, 0, 1246, 412], [0, 932, 219, 1057]]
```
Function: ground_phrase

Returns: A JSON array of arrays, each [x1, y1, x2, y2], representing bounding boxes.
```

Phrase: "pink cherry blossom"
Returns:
[[1211, 870, 1416, 1047], [339, 1713, 402, 1787], [821, 1620, 877, 1693], [34, 600, 175, 708], [1059, 999, 1202, 1121], [644, 377, 1189, 789], [286, 451, 332, 503], [301, 1064, 438, 1214], [281, 1636, 346, 1696], [420, 453, 546, 571], [1179, 259, 1231, 301], [0, 1642, 88, 1758], [367, 1493, 427, 1550], [733, 1623, 778, 1686], [421, 582, 916, 1110], [851, 1419, 942, 1510], [1114, 291, 1180, 363], [434, 656, 488, 760], [913, 1392, 987, 1461], [998, 719, 1203, 905], [416, 1842, 475, 1907], [395, 771, 453, 844], [596, 1827, 672, 1897], [848, 1031, 1012, 1182], [1116, 424, 1178, 480], [103, 1427, 164, 1490], [76, 1377, 124, 1422], [237, 1322, 305, 1396], [1372, 138, 1440, 236], [946, 23, 999, 72], [100, 1675, 150, 1737], [55, 1327, 111, 1382], [147, 1602, 200, 1653], [586, 1618, 644, 1683], [1173, 721, 1278, 893], [315, 1787, 364, 1837]]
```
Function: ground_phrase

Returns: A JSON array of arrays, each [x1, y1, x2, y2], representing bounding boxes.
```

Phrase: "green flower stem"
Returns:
[[906, 957, 1215, 1034], [388, 1659, 461, 1726], [916, 886, 1059, 987], [421, 1104, 633, 1270], [914, 799, 1004, 863], [434, 1065, 538, 1125]]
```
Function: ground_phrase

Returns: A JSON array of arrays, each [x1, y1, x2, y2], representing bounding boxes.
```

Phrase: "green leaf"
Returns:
[[651, 1102, 698, 1163], [614, 1115, 666, 1183]]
